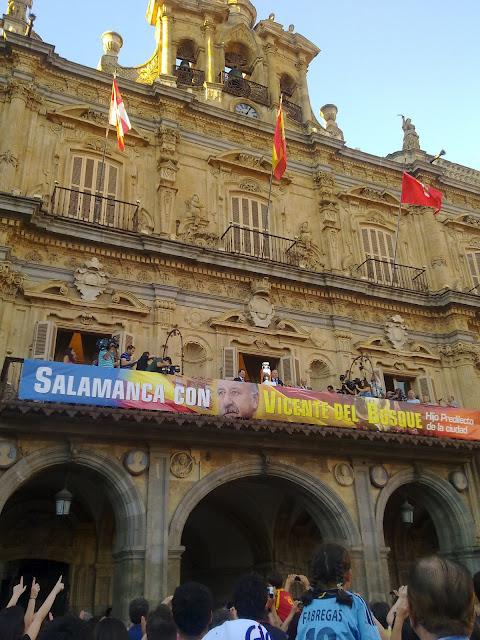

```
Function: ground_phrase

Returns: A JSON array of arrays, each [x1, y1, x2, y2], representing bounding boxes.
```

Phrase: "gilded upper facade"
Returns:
[[0, 0, 479, 409]]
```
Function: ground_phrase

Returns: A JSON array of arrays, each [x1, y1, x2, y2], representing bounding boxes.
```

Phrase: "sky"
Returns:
[[32, 0, 480, 170]]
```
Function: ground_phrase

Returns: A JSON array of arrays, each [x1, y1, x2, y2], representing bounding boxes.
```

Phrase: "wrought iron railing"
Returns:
[[51, 185, 140, 232], [174, 65, 205, 87], [221, 224, 298, 265], [356, 258, 428, 292], [283, 98, 303, 123], [0, 356, 23, 401], [220, 72, 270, 106]]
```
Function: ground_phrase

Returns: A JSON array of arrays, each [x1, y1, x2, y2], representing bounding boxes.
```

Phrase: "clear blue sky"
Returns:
[[33, 0, 480, 170]]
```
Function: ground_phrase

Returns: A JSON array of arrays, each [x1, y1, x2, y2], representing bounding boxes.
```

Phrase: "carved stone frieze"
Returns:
[[289, 221, 324, 271], [0, 261, 24, 300], [439, 342, 480, 365], [176, 194, 218, 248]]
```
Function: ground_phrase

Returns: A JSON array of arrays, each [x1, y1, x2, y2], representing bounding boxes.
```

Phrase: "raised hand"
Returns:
[[13, 576, 27, 599], [31, 577, 40, 599], [54, 575, 65, 594]]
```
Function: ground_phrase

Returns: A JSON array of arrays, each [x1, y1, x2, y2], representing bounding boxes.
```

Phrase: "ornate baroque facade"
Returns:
[[1, 0, 480, 621]]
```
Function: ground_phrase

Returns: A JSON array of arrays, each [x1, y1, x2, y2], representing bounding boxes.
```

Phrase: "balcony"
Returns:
[[221, 224, 298, 266], [283, 98, 303, 123], [356, 258, 428, 292], [173, 64, 205, 87], [51, 185, 140, 233], [220, 71, 270, 106]]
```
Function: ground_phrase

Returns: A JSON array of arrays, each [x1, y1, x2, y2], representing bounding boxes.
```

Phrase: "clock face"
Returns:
[[235, 103, 259, 118]]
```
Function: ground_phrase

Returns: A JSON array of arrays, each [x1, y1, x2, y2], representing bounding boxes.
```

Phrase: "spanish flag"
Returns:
[[109, 76, 131, 151], [272, 97, 287, 180]]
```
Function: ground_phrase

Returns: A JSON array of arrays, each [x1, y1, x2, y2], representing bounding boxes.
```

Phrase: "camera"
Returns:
[[267, 586, 275, 599], [159, 364, 181, 375]]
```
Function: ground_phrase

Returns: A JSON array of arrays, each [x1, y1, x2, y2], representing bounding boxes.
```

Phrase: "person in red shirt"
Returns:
[[268, 573, 294, 622]]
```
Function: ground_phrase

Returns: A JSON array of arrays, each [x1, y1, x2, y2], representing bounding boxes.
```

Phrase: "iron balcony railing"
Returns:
[[282, 98, 303, 123], [173, 64, 205, 87], [356, 258, 428, 292], [221, 224, 298, 266], [220, 71, 270, 106], [51, 185, 140, 232]]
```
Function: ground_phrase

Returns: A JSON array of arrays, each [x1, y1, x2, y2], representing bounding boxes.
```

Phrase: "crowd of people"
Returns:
[[1, 544, 479, 640]]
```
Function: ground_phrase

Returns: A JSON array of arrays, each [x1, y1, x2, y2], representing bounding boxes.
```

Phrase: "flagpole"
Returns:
[[98, 70, 116, 198]]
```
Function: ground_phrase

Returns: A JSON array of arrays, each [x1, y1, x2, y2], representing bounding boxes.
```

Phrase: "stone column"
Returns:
[[295, 54, 311, 122], [167, 545, 185, 594], [439, 343, 480, 409], [352, 463, 389, 600], [0, 82, 29, 191], [144, 447, 170, 605], [263, 40, 280, 112], [156, 125, 179, 236], [112, 550, 145, 621], [203, 16, 223, 103], [159, 5, 176, 86], [417, 207, 453, 291]]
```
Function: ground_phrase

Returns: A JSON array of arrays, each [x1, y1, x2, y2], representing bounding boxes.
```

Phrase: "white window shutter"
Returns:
[[111, 332, 134, 354], [222, 347, 237, 379], [32, 321, 57, 360], [417, 376, 436, 403], [294, 357, 301, 386], [280, 356, 293, 387]]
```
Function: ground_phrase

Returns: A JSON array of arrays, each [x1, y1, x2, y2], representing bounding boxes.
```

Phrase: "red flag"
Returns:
[[401, 172, 443, 215], [272, 99, 287, 180], [109, 77, 131, 151]]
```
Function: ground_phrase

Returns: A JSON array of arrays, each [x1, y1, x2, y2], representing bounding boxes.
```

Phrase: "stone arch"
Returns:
[[375, 468, 476, 554], [183, 340, 209, 377], [169, 459, 360, 549], [0, 444, 146, 552], [308, 358, 332, 390]]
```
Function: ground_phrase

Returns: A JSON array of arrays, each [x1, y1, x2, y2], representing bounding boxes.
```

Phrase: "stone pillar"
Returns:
[[263, 40, 280, 112], [167, 545, 185, 595], [159, 5, 176, 85], [144, 447, 170, 605], [417, 206, 453, 291], [352, 463, 389, 600], [439, 343, 480, 409], [156, 124, 179, 236], [0, 82, 29, 191], [112, 550, 145, 622], [295, 54, 311, 122], [203, 16, 215, 84]]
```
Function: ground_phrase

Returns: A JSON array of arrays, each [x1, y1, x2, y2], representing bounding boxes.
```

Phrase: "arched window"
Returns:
[[361, 226, 395, 284], [230, 195, 269, 257], [280, 73, 296, 98], [309, 360, 331, 391], [466, 251, 480, 290], [67, 154, 120, 225]]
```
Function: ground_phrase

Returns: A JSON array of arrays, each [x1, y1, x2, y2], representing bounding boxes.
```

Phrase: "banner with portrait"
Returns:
[[18, 360, 480, 441]]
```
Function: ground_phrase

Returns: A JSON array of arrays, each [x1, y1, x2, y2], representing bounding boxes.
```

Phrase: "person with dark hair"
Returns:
[[136, 352, 152, 372], [94, 618, 128, 640], [202, 575, 271, 640], [233, 573, 286, 640], [145, 614, 177, 640], [405, 556, 474, 640], [297, 543, 380, 640], [63, 347, 77, 364], [267, 573, 294, 623], [39, 614, 89, 640], [128, 598, 149, 640], [209, 608, 233, 630], [370, 602, 391, 640], [172, 582, 213, 640], [0, 606, 25, 640]]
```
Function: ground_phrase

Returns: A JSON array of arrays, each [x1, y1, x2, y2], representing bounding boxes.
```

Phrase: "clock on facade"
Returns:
[[235, 103, 258, 118]]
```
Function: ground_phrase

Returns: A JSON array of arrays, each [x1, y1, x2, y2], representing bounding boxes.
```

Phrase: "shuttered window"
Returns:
[[361, 227, 395, 284], [68, 156, 119, 225], [466, 251, 480, 290], [231, 196, 270, 258]]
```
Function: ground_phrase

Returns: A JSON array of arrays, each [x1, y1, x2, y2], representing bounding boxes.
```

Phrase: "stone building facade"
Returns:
[[1, 0, 480, 621]]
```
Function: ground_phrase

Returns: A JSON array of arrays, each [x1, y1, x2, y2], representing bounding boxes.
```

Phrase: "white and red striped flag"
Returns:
[[109, 76, 131, 151]]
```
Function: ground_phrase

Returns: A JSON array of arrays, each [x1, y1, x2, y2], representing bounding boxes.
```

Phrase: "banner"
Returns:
[[18, 360, 480, 441]]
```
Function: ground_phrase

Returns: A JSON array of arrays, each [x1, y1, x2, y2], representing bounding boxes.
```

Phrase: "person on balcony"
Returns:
[[406, 389, 420, 404], [271, 369, 284, 387], [233, 369, 246, 382], [63, 347, 77, 364], [98, 342, 119, 368], [120, 344, 137, 369]]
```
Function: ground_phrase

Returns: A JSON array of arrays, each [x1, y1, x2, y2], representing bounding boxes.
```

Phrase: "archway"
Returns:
[[0, 446, 146, 619], [377, 470, 477, 589], [170, 461, 359, 601]]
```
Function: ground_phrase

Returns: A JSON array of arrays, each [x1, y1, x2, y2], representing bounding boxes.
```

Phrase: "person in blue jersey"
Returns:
[[296, 543, 380, 640]]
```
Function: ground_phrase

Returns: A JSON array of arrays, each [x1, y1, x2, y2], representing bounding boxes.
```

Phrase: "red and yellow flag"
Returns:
[[272, 98, 287, 180], [109, 77, 131, 151]]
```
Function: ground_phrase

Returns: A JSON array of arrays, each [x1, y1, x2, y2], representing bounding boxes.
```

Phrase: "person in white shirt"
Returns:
[[406, 389, 420, 404]]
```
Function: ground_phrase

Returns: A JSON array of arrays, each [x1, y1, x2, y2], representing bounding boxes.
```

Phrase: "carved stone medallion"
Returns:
[[74, 257, 109, 301], [385, 315, 408, 350], [369, 465, 389, 488], [0, 441, 18, 469], [334, 462, 354, 486], [170, 451, 194, 478], [123, 450, 149, 475], [449, 470, 468, 492]]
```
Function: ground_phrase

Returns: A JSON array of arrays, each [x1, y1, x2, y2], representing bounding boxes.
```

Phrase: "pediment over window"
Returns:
[[355, 337, 440, 362], [208, 150, 291, 184], [47, 104, 144, 141], [110, 290, 150, 314], [209, 311, 308, 341], [340, 186, 400, 209]]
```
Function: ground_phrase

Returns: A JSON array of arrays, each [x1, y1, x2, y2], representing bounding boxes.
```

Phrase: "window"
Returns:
[[231, 196, 269, 257], [361, 226, 395, 284], [68, 155, 119, 226], [466, 251, 480, 290]]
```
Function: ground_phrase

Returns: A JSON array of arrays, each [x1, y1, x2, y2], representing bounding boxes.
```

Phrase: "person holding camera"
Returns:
[[98, 341, 119, 368]]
